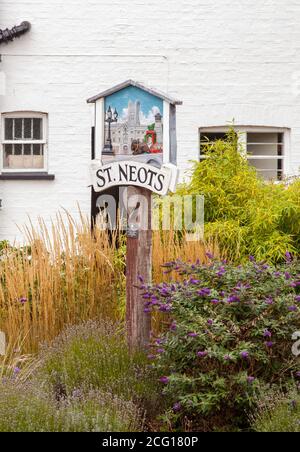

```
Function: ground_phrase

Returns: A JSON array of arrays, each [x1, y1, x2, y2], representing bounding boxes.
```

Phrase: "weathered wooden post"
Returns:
[[126, 186, 152, 350], [88, 80, 181, 349]]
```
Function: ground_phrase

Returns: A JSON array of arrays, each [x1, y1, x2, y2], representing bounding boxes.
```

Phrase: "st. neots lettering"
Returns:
[[90, 161, 178, 196]]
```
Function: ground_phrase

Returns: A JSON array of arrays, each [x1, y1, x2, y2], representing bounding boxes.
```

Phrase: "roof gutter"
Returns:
[[0, 21, 31, 45]]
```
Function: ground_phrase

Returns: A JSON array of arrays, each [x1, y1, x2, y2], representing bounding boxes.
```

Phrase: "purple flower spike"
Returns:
[[173, 402, 182, 412], [285, 252, 293, 263], [228, 295, 240, 303], [263, 330, 272, 338], [188, 332, 199, 338], [144, 308, 151, 314], [197, 351, 208, 358], [206, 252, 214, 260], [240, 351, 249, 360], [285, 272, 292, 280], [211, 299, 220, 305], [295, 372, 300, 378], [19, 297, 28, 304], [197, 288, 211, 297], [247, 376, 255, 384], [13, 367, 21, 375], [295, 296, 300, 303], [147, 354, 156, 361], [189, 278, 200, 285], [207, 319, 213, 326], [159, 376, 170, 384], [265, 341, 274, 348], [265, 297, 274, 305], [157, 349, 165, 354], [170, 322, 177, 332], [288, 306, 298, 312], [249, 256, 255, 262]]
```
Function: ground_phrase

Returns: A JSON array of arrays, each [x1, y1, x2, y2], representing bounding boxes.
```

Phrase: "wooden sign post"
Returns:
[[126, 186, 152, 350], [88, 80, 182, 349]]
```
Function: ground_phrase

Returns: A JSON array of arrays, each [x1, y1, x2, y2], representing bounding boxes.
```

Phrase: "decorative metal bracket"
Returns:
[[0, 21, 31, 45]]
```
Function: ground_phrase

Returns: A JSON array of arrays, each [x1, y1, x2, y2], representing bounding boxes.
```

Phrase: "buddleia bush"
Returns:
[[178, 128, 300, 262], [142, 256, 300, 431]]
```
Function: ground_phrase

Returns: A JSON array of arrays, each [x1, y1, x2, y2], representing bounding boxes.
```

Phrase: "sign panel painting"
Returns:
[[103, 86, 164, 164]]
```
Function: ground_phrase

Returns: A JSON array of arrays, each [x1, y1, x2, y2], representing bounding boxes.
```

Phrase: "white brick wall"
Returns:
[[0, 0, 300, 242]]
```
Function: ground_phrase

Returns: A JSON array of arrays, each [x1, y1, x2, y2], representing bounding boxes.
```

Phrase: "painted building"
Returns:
[[0, 0, 300, 242]]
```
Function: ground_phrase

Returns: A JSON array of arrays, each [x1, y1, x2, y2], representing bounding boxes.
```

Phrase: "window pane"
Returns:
[[14, 144, 22, 155], [33, 144, 42, 155], [4, 118, 13, 140], [247, 133, 283, 157], [14, 119, 23, 140], [24, 144, 32, 155], [3, 144, 13, 168], [249, 158, 283, 181], [33, 118, 42, 140], [24, 118, 32, 139]]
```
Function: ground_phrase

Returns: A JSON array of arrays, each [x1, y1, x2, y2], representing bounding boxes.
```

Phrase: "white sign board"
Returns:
[[91, 160, 179, 196]]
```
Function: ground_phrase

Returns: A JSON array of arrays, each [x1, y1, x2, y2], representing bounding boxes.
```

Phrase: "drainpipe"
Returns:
[[0, 21, 31, 45]]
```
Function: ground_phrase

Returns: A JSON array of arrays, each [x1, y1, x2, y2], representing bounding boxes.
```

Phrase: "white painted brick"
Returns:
[[0, 0, 300, 241]]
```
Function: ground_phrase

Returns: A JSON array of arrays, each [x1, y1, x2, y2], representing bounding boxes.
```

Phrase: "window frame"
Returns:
[[199, 126, 290, 181], [1, 111, 48, 173]]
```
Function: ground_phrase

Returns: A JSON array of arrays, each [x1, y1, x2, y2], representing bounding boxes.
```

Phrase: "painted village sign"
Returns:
[[87, 80, 182, 195], [87, 81, 182, 349]]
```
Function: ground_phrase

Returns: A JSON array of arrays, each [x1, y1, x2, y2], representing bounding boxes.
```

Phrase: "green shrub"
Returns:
[[143, 256, 300, 431], [0, 383, 141, 432], [252, 388, 300, 432], [178, 128, 300, 262]]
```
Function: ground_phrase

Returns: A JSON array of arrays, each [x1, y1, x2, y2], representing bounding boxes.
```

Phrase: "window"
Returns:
[[200, 127, 287, 181], [1, 113, 47, 171]]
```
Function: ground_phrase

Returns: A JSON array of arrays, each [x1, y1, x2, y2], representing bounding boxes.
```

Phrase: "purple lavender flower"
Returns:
[[295, 296, 300, 303], [295, 372, 300, 378], [187, 332, 199, 338], [265, 297, 274, 305], [207, 319, 213, 326], [247, 376, 255, 384], [197, 351, 208, 358], [147, 354, 156, 361], [263, 330, 272, 338], [228, 295, 240, 303], [206, 252, 214, 260], [138, 275, 144, 283], [159, 376, 170, 384], [265, 341, 274, 348], [211, 299, 220, 305], [288, 306, 298, 312], [285, 252, 293, 263], [285, 272, 292, 280], [157, 349, 165, 354], [249, 256, 256, 262], [144, 308, 151, 314], [240, 351, 249, 360], [173, 402, 182, 412], [13, 367, 21, 375], [159, 304, 172, 313], [170, 322, 177, 332], [19, 297, 28, 304], [197, 288, 211, 297], [189, 278, 200, 285]]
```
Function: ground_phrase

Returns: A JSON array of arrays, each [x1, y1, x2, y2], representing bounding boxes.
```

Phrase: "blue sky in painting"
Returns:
[[105, 86, 163, 124]]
